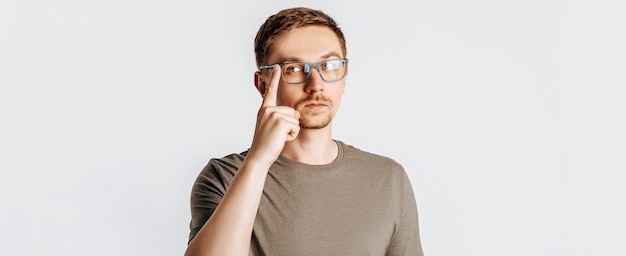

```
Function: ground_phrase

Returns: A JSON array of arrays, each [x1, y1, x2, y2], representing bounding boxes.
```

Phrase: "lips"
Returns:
[[304, 102, 327, 107], [296, 95, 332, 111]]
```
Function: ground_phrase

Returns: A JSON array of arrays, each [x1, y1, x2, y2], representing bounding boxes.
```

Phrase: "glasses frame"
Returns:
[[259, 59, 349, 84]]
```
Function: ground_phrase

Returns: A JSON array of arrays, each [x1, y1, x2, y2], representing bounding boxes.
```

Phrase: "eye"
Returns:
[[321, 60, 342, 70], [284, 64, 305, 73]]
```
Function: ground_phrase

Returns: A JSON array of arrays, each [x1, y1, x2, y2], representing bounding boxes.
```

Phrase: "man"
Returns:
[[186, 7, 423, 256]]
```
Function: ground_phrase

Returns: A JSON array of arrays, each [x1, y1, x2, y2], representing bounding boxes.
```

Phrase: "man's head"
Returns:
[[254, 7, 347, 68], [253, 7, 348, 130]]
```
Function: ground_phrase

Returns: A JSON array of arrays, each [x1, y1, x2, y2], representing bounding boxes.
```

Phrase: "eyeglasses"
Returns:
[[259, 59, 348, 84]]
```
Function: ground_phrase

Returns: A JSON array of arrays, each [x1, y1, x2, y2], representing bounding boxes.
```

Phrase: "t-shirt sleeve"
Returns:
[[188, 159, 229, 244], [386, 168, 424, 256]]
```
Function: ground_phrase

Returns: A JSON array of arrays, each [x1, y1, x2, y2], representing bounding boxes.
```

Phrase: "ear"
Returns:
[[254, 71, 267, 97]]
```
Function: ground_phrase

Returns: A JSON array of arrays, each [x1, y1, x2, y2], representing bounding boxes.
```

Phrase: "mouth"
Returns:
[[302, 101, 328, 110], [305, 102, 326, 107], [296, 95, 332, 111]]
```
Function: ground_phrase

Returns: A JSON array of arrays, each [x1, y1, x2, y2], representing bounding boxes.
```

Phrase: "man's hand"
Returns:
[[185, 66, 298, 256], [247, 65, 301, 167]]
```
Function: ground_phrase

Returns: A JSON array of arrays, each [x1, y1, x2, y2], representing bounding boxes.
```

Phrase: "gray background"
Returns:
[[1, 0, 624, 255]]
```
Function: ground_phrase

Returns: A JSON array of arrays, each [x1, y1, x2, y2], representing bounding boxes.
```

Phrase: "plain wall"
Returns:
[[1, 0, 624, 255]]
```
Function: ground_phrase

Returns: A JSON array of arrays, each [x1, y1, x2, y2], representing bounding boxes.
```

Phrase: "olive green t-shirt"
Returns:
[[189, 140, 423, 256]]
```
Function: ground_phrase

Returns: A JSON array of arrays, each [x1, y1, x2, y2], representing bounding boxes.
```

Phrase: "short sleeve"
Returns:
[[386, 169, 424, 256], [188, 159, 230, 243]]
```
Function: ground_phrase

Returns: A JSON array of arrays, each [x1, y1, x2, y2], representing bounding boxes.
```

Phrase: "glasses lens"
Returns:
[[319, 60, 346, 82], [281, 63, 308, 83], [279, 60, 347, 83]]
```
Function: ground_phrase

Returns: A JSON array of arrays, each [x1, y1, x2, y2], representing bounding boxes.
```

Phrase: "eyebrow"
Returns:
[[278, 52, 343, 63]]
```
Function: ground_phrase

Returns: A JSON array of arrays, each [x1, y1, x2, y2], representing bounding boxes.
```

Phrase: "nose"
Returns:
[[304, 68, 325, 93]]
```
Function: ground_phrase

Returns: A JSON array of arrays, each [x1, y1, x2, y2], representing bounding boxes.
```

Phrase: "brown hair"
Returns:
[[254, 7, 347, 68]]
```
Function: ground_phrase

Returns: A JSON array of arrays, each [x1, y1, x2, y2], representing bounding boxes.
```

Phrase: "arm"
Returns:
[[386, 170, 424, 256], [185, 66, 300, 256]]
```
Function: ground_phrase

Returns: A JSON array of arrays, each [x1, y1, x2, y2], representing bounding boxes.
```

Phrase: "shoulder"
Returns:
[[194, 150, 249, 187], [338, 140, 402, 166], [206, 150, 248, 172], [336, 141, 415, 203], [337, 140, 406, 175]]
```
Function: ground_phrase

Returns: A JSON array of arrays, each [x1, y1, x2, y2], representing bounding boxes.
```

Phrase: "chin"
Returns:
[[300, 122, 331, 129], [299, 114, 333, 129]]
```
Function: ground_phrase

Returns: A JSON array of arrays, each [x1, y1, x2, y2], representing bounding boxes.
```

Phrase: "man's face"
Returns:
[[259, 25, 347, 129]]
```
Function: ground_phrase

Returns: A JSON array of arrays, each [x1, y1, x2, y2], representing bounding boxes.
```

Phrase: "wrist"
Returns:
[[240, 155, 274, 175]]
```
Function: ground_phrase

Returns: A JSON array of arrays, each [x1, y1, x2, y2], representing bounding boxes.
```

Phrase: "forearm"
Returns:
[[185, 160, 270, 256], [186, 65, 295, 255]]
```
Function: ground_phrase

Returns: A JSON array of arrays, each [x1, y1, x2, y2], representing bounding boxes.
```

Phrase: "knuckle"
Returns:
[[258, 106, 272, 115], [267, 110, 280, 119]]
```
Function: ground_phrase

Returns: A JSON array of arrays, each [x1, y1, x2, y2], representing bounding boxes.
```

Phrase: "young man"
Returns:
[[186, 7, 423, 256]]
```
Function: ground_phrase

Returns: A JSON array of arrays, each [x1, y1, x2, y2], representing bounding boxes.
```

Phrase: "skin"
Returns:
[[255, 25, 348, 164], [184, 25, 347, 256]]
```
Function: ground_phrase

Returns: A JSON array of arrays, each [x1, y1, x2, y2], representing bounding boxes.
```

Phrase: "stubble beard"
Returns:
[[295, 94, 334, 129]]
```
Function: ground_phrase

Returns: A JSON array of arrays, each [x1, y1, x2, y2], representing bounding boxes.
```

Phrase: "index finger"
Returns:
[[262, 65, 281, 107]]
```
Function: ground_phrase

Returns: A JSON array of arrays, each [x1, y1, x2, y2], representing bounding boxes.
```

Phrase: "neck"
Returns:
[[281, 125, 338, 165]]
